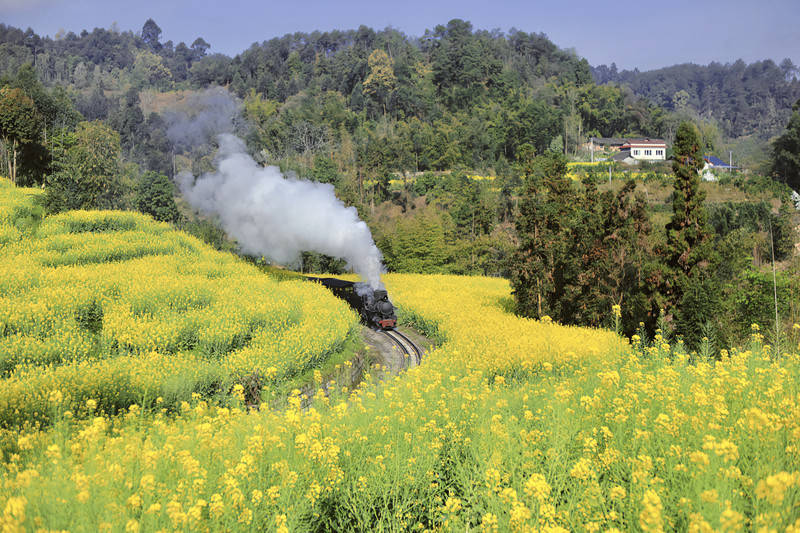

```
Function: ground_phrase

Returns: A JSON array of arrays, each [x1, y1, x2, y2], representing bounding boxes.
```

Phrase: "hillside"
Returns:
[[592, 60, 800, 140], [0, 178, 358, 427]]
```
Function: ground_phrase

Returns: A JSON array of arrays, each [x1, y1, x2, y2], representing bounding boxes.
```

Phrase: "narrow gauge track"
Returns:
[[381, 328, 423, 368]]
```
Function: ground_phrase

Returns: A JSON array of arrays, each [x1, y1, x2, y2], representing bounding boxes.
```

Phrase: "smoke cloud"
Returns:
[[163, 87, 240, 151], [177, 134, 386, 289]]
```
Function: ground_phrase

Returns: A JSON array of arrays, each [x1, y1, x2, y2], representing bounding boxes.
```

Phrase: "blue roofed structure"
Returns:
[[703, 155, 737, 169]]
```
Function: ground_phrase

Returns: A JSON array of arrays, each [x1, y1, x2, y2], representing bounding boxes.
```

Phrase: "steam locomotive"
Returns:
[[307, 277, 397, 329]]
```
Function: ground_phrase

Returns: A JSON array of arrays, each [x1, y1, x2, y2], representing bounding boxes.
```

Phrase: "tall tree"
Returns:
[[663, 121, 712, 312], [771, 99, 800, 191], [44, 120, 125, 212], [191, 37, 210, 60], [0, 86, 40, 184], [141, 19, 162, 50], [362, 49, 397, 117], [510, 149, 573, 318]]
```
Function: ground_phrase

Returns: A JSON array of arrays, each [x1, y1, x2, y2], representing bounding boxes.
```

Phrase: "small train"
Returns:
[[307, 277, 397, 329]]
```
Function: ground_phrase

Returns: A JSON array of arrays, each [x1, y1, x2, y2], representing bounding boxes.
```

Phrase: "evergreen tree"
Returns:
[[663, 121, 714, 342], [509, 151, 573, 319], [141, 19, 162, 50], [771, 99, 800, 191], [664, 122, 711, 290]]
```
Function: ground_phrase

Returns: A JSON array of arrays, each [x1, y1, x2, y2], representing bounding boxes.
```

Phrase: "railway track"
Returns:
[[381, 328, 423, 368]]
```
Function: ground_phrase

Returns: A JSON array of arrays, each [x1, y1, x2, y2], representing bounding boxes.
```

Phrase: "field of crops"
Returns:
[[2, 179, 800, 531], [0, 179, 358, 429]]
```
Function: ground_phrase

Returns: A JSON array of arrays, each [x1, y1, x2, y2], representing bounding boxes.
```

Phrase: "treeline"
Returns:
[[592, 60, 800, 139], [509, 124, 799, 349], [0, 19, 680, 176]]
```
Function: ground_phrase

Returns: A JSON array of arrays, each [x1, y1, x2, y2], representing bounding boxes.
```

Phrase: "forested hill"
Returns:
[[592, 60, 800, 139], [1, 17, 798, 183], [0, 18, 673, 173]]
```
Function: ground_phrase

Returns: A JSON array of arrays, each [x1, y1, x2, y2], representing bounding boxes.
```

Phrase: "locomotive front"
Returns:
[[368, 289, 397, 329]]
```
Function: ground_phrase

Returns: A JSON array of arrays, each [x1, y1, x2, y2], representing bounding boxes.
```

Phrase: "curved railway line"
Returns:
[[381, 328, 423, 368]]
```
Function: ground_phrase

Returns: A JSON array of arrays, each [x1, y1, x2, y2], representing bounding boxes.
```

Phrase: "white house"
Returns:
[[620, 139, 667, 161]]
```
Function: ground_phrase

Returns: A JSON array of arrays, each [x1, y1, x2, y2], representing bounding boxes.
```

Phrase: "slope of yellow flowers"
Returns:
[[0, 179, 358, 428], [1, 178, 799, 531]]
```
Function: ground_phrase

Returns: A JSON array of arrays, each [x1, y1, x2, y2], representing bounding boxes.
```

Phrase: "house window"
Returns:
[[633, 149, 639, 156], [645, 149, 652, 156], [656, 149, 663, 155]]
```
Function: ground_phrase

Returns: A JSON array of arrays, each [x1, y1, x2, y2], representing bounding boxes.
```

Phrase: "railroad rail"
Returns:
[[381, 328, 423, 367]]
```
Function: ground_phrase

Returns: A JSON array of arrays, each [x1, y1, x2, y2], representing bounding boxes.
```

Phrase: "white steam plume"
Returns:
[[177, 134, 385, 289]]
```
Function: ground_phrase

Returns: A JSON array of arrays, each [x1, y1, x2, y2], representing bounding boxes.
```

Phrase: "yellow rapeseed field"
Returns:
[[1, 178, 799, 531], [0, 179, 357, 428]]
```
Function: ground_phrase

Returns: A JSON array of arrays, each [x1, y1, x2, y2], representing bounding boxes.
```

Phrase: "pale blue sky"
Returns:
[[1, 0, 798, 70]]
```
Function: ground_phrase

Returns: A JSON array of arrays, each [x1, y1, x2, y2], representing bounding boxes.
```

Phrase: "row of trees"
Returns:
[[510, 121, 798, 347], [593, 59, 800, 140], [0, 65, 180, 225]]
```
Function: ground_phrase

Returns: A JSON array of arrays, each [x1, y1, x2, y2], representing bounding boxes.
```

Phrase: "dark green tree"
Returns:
[[191, 37, 210, 59], [509, 151, 573, 318], [663, 122, 711, 296], [141, 19, 162, 50], [662, 121, 715, 345], [770, 99, 800, 191], [136, 171, 180, 223]]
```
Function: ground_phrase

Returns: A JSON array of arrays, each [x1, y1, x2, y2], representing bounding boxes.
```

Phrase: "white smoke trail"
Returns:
[[177, 134, 385, 289]]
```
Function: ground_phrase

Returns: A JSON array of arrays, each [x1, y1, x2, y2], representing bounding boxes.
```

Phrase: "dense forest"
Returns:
[[592, 60, 800, 140], [0, 18, 799, 348]]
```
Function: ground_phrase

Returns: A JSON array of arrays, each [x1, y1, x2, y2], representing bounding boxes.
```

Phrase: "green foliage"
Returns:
[[0, 86, 40, 184], [510, 152, 662, 334], [136, 171, 180, 223], [182, 218, 236, 253], [43, 121, 127, 213], [596, 59, 800, 139], [663, 122, 713, 301], [724, 268, 796, 344], [707, 200, 794, 261], [299, 251, 347, 275], [770, 99, 800, 191], [310, 154, 339, 185], [380, 210, 450, 274]]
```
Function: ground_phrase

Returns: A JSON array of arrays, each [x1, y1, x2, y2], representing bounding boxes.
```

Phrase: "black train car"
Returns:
[[307, 277, 397, 329]]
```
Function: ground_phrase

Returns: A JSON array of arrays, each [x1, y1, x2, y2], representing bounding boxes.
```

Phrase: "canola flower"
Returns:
[[1, 178, 800, 531]]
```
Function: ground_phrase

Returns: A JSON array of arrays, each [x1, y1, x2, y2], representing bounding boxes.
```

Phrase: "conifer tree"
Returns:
[[663, 121, 713, 335], [510, 150, 574, 319]]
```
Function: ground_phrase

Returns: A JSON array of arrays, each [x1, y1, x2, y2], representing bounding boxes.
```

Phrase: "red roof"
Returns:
[[620, 138, 666, 149]]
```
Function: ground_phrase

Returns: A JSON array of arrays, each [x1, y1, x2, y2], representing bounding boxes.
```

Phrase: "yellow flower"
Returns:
[[480, 513, 499, 532], [276, 513, 289, 533], [755, 471, 797, 504], [639, 489, 663, 533]]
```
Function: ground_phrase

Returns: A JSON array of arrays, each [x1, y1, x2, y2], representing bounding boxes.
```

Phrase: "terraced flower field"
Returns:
[[0, 179, 358, 428], [1, 178, 799, 531]]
